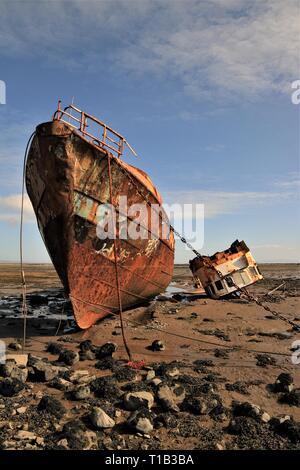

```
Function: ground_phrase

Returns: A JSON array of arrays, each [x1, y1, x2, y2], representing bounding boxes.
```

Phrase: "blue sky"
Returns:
[[0, 0, 299, 263]]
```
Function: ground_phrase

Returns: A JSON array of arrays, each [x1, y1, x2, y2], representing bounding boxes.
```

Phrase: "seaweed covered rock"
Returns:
[[274, 373, 294, 393], [38, 395, 66, 418], [61, 420, 97, 450], [58, 350, 80, 366], [0, 377, 25, 397], [95, 342, 117, 359]]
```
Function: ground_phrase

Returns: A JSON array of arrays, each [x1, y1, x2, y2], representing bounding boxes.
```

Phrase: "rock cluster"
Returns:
[[0, 338, 299, 451]]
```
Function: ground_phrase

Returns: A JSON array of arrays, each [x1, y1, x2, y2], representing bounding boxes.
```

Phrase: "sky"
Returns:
[[0, 0, 299, 264]]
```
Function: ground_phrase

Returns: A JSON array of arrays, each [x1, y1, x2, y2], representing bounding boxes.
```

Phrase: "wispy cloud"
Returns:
[[0, 0, 298, 101], [164, 177, 299, 219], [204, 144, 226, 152]]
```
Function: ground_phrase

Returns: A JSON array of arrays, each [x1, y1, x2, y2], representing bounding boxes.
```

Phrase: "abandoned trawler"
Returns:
[[26, 101, 175, 329]]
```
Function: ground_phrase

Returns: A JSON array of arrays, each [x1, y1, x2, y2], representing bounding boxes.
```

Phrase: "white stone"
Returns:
[[90, 407, 115, 429], [124, 391, 154, 410]]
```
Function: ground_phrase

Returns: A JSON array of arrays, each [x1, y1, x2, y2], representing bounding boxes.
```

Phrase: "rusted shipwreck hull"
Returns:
[[26, 102, 174, 328]]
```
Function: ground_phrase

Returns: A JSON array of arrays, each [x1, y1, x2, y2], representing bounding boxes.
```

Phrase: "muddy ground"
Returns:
[[0, 263, 299, 450]]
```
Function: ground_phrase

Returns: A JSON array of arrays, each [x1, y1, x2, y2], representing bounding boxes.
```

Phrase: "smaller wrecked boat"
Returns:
[[189, 240, 263, 299]]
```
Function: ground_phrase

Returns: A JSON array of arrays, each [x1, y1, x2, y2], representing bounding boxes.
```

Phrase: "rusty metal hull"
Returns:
[[26, 120, 174, 328]]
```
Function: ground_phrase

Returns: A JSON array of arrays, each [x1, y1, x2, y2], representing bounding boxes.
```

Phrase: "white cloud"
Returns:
[[117, 0, 300, 100], [164, 182, 298, 219], [252, 244, 282, 249], [0, 0, 298, 100], [0, 194, 35, 224]]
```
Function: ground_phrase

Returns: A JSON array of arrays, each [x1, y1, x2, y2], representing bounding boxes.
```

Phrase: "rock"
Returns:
[[89, 407, 115, 428], [210, 404, 229, 422], [227, 416, 260, 436], [62, 420, 97, 450], [79, 340, 94, 352], [181, 395, 218, 415], [279, 389, 300, 407], [256, 354, 276, 367], [146, 370, 156, 381], [102, 436, 114, 450], [0, 362, 28, 383], [214, 349, 229, 359], [58, 350, 80, 366], [157, 384, 180, 412], [72, 385, 90, 400], [269, 415, 291, 429], [16, 406, 27, 414], [156, 363, 179, 378], [151, 340, 165, 351], [6, 354, 28, 367], [11, 367, 28, 383], [15, 430, 36, 441], [114, 366, 137, 382], [8, 342, 22, 351], [274, 373, 294, 393], [215, 443, 225, 450], [80, 350, 96, 361], [261, 411, 271, 423], [67, 370, 91, 384], [38, 395, 66, 418], [226, 381, 249, 395], [49, 377, 73, 392], [36, 437, 44, 446], [29, 360, 58, 382], [95, 357, 114, 370], [172, 385, 186, 403], [123, 391, 154, 411], [46, 342, 64, 355], [57, 438, 69, 449], [232, 401, 270, 422], [193, 359, 214, 369], [90, 376, 122, 400], [196, 382, 216, 394], [151, 378, 162, 386], [274, 418, 300, 443], [0, 378, 25, 397], [127, 410, 153, 434], [96, 342, 117, 359], [155, 412, 178, 429]]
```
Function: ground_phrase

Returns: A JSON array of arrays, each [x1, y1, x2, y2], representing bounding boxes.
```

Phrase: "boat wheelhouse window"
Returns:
[[215, 280, 223, 291], [209, 283, 216, 295], [248, 266, 257, 278], [225, 276, 234, 287], [255, 265, 262, 275]]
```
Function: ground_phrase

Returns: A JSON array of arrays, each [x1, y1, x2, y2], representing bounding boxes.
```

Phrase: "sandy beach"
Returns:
[[0, 262, 299, 450]]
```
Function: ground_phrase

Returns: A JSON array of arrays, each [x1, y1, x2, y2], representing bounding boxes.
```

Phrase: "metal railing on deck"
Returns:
[[52, 100, 137, 158]]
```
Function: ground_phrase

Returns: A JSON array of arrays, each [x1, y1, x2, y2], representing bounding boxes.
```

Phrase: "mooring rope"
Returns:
[[107, 153, 133, 361], [20, 131, 36, 351]]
